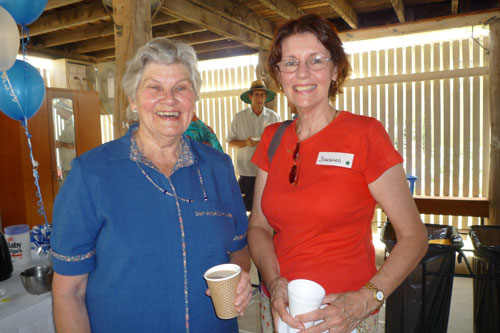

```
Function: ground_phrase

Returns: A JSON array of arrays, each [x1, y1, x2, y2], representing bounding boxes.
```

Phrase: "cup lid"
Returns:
[[4, 224, 30, 235]]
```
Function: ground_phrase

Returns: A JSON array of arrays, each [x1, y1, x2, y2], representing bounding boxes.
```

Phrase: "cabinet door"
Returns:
[[46, 90, 76, 193], [74, 91, 101, 155]]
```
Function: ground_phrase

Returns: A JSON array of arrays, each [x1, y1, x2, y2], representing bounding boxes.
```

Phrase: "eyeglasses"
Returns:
[[277, 55, 331, 73], [289, 141, 300, 185]]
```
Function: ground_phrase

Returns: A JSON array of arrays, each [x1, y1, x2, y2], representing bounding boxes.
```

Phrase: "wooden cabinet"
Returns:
[[0, 88, 101, 230]]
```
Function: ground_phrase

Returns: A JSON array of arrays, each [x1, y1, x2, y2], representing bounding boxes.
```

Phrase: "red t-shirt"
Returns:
[[252, 111, 403, 294]]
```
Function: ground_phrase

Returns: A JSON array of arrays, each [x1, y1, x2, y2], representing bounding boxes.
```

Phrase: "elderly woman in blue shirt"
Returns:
[[50, 38, 252, 332]]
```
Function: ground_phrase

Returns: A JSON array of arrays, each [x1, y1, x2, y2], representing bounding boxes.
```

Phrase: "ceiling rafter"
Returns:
[[192, 40, 243, 53], [46, 0, 84, 10], [34, 13, 178, 48], [174, 31, 227, 46], [196, 46, 256, 61], [27, 2, 110, 37], [257, 0, 305, 20], [391, 0, 406, 23], [324, 0, 358, 29], [160, 0, 271, 50], [68, 21, 206, 54], [92, 38, 249, 61], [189, 0, 274, 38], [26, 44, 97, 63]]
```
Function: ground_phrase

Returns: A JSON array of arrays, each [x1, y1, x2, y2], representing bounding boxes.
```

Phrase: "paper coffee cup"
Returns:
[[287, 279, 326, 328], [204, 263, 241, 319]]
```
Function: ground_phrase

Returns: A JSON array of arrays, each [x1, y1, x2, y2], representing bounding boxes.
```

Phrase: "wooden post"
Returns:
[[112, 0, 152, 138], [257, 50, 279, 114], [489, 19, 500, 225]]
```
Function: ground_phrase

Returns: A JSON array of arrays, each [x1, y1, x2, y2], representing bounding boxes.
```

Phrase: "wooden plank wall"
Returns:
[[335, 35, 490, 228]]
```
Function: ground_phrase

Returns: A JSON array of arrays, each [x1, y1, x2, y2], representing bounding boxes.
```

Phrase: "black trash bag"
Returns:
[[469, 226, 500, 333], [381, 223, 463, 333]]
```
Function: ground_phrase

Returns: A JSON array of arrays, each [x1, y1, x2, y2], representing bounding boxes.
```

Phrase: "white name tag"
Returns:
[[316, 152, 354, 168]]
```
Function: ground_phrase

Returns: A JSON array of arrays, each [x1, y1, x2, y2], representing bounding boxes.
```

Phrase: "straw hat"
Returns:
[[240, 79, 276, 104]]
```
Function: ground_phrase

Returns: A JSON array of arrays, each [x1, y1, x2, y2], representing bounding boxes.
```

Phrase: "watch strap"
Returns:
[[364, 281, 384, 309]]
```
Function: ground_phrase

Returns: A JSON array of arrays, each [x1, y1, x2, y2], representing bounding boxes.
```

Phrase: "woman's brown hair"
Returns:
[[268, 14, 351, 102]]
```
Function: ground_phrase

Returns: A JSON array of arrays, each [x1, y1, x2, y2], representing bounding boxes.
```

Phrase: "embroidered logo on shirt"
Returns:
[[316, 152, 354, 168]]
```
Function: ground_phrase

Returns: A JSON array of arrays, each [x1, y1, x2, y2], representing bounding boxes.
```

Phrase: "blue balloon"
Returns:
[[0, 0, 48, 25], [0, 60, 45, 121]]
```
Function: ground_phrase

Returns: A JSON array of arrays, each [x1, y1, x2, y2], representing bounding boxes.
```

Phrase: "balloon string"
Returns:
[[20, 118, 49, 228], [21, 24, 30, 60], [1, 71, 25, 117]]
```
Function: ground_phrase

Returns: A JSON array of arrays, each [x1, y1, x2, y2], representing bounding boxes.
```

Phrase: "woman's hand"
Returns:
[[234, 270, 253, 315], [268, 276, 303, 330], [294, 288, 376, 333], [204, 270, 252, 316]]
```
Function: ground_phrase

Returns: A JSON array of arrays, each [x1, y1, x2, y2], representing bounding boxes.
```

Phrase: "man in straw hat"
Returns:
[[227, 79, 280, 211]]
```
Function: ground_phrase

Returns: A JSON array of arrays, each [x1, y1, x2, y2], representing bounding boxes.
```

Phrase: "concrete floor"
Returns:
[[238, 226, 476, 333]]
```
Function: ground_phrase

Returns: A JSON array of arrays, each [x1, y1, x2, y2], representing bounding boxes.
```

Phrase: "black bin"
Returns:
[[469, 225, 500, 333], [381, 222, 463, 333]]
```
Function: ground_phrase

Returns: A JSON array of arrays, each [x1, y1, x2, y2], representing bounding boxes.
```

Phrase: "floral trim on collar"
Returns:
[[129, 126, 195, 174]]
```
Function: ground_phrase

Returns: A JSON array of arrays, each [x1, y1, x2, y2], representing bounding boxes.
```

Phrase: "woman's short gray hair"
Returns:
[[122, 37, 202, 100]]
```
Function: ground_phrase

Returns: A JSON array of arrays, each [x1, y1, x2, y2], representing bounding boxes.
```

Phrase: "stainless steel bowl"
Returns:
[[19, 265, 53, 295]]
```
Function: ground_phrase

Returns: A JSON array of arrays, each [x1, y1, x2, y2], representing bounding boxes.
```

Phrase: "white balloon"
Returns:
[[0, 6, 20, 71]]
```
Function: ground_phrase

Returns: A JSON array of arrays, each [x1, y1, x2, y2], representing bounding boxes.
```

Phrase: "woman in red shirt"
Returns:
[[248, 14, 428, 333]]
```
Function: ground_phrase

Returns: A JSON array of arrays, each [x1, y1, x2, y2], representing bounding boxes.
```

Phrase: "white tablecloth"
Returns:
[[0, 254, 55, 333]]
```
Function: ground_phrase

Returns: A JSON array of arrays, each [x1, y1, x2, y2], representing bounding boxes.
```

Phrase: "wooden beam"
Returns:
[[153, 22, 206, 38], [413, 196, 489, 218], [451, 0, 459, 15], [69, 21, 206, 54], [91, 31, 229, 60], [70, 36, 115, 54], [92, 49, 116, 60], [339, 9, 500, 42], [324, 0, 358, 29], [192, 40, 243, 53], [196, 46, 257, 61], [391, 0, 406, 23], [489, 18, 500, 225], [190, 0, 274, 38], [34, 22, 114, 48], [24, 44, 97, 63], [33, 13, 178, 48], [257, 0, 304, 20], [173, 31, 227, 46], [112, 0, 152, 137], [95, 45, 259, 62], [344, 67, 489, 87], [46, 0, 83, 10], [160, 0, 271, 50], [27, 2, 110, 36]]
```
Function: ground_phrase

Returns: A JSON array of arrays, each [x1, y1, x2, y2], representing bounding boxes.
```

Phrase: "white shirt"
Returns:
[[227, 106, 281, 176]]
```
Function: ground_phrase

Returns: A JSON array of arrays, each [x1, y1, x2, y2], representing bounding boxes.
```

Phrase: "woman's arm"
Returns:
[[52, 272, 91, 333], [298, 164, 428, 333], [229, 245, 251, 273], [367, 163, 428, 299], [247, 169, 280, 289], [247, 168, 298, 328]]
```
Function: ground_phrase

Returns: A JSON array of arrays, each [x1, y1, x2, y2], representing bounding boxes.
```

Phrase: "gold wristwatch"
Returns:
[[364, 281, 385, 309]]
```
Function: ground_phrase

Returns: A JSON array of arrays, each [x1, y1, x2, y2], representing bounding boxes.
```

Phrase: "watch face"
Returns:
[[376, 291, 384, 301]]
